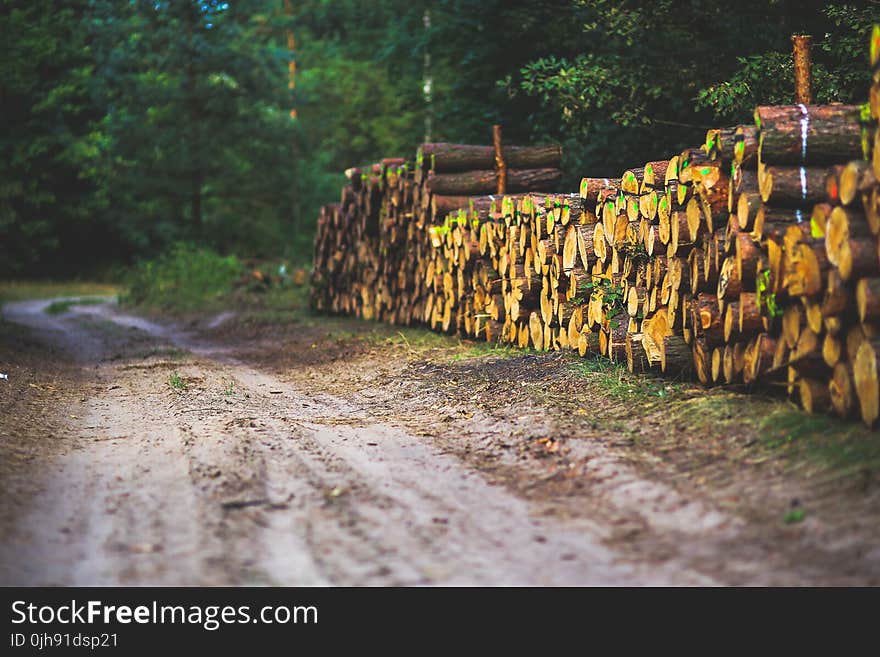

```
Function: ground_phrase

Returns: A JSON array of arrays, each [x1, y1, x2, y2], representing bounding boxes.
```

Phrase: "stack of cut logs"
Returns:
[[312, 30, 880, 427], [310, 144, 563, 329]]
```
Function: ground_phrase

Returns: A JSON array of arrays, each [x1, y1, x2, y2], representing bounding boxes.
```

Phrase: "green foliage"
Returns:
[[756, 269, 783, 318], [2, 0, 300, 275], [695, 10, 870, 121], [285, 0, 428, 244], [584, 277, 627, 328], [508, 1, 880, 176], [619, 242, 650, 265], [88, 0, 300, 258], [0, 1, 108, 276], [122, 243, 243, 312]]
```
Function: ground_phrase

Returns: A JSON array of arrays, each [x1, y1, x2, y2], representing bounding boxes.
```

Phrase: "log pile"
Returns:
[[312, 29, 880, 428], [311, 145, 564, 333]]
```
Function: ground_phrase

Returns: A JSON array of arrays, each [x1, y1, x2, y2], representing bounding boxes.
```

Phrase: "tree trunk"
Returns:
[[184, 5, 202, 238]]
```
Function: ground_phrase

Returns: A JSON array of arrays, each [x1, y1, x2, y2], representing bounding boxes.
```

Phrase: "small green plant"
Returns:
[[784, 508, 806, 524], [582, 277, 627, 329], [223, 380, 235, 396], [756, 269, 783, 319], [168, 372, 187, 391]]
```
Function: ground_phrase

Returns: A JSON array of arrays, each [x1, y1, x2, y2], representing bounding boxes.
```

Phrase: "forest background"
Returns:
[[2, 0, 877, 279]]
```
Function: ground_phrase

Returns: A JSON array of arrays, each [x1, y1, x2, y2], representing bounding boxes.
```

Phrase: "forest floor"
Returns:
[[1, 283, 880, 585]]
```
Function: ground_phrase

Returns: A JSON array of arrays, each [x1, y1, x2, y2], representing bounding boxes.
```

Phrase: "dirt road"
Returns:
[[1, 297, 879, 585]]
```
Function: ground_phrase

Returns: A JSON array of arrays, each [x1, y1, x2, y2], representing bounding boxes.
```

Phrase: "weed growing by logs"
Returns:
[[756, 269, 782, 319], [584, 278, 627, 330]]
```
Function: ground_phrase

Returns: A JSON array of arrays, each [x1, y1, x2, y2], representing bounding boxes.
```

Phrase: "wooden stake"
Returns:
[[792, 34, 813, 105], [493, 124, 507, 195]]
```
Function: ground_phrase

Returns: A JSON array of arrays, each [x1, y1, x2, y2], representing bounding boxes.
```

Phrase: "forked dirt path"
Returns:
[[1, 298, 878, 585]]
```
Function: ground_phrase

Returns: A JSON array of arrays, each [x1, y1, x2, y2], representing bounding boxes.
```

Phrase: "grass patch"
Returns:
[[320, 325, 459, 352], [247, 283, 311, 313], [453, 344, 522, 360], [390, 328, 459, 351], [130, 346, 188, 361], [44, 297, 106, 315], [758, 407, 880, 473], [0, 281, 119, 308], [568, 356, 685, 402]]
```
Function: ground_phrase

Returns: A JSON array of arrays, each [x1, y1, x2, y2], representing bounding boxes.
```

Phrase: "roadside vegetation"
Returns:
[[122, 243, 244, 314], [0, 282, 119, 308]]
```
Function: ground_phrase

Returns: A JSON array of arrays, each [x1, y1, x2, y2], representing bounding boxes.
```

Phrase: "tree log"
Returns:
[[424, 168, 562, 195], [830, 362, 856, 418], [857, 277, 880, 323], [755, 104, 863, 165], [838, 237, 880, 281], [579, 177, 620, 202], [743, 333, 777, 384], [723, 341, 747, 383], [758, 165, 827, 207], [417, 143, 562, 174], [734, 125, 759, 168], [705, 127, 738, 163], [854, 339, 880, 427], [839, 159, 877, 206]]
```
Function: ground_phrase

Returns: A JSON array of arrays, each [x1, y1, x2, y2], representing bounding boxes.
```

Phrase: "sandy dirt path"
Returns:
[[1, 297, 878, 585]]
